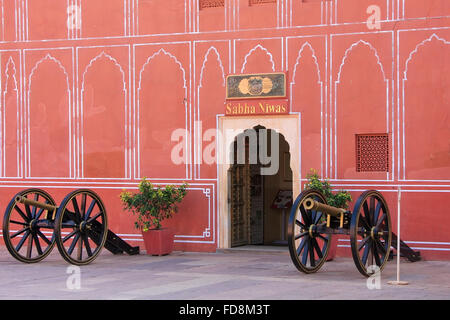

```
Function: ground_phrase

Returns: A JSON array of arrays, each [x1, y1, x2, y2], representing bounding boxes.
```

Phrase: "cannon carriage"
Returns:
[[2, 188, 138, 265], [288, 189, 393, 277]]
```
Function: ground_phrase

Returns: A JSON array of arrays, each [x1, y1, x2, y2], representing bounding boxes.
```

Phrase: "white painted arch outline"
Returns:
[[289, 41, 324, 176], [137, 48, 189, 180], [291, 42, 322, 83], [334, 40, 391, 181], [196, 46, 226, 179], [403, 33, 450, 80], [199, 46, 226, 88], [80, 51, 129, 179], [240, 44, 276, 74], [336, 40, 388, 82], [402, 33, 450, 181], [26, 53, 72, 179], [1, 57, 20, 178]]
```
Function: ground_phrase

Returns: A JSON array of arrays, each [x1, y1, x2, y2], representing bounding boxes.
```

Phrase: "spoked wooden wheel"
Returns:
[[2, 189, 56, 263], [54, 189, 108, 265], [288, 189, 331, 273], [350, 190, 392, 277]]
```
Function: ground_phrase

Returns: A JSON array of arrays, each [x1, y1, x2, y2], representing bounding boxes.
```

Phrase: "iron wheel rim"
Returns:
[[54, 189, 108, 265], [288, 189, 331, 274], [2, 188, 56, 263], [350, 190, 392, 277]]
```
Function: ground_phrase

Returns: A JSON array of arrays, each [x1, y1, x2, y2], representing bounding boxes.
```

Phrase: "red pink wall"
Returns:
[[0, 0, 449, 259]]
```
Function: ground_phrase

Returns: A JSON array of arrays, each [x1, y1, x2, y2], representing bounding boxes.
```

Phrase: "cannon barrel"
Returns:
[[303, 198, 346, 218], [15, 196, 58, 212]]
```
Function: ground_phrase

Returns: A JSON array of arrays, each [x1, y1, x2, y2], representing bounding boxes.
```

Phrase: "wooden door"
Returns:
[[229, 161, 251, 247]]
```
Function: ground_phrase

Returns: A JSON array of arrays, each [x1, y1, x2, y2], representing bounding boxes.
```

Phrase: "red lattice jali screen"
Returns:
[[249, 0, 277, 6], [356, 134, 389, 172], [199, 0, 225, 10]]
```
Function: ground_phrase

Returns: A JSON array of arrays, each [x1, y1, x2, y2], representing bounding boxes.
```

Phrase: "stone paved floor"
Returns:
[[0, 247, 448, 300]]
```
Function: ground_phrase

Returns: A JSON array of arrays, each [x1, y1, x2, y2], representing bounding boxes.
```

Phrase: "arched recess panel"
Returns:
[[28, 56, 71, 178], [291, 43, 322, 178], [138, 50, 188, 179], [82, 53, 127, 178], [404, 35, 450, 180], [240, 45, 277, 74], [27, 0, 68, 40], [138, 0, 186, 35], [336, 42, 388, 180], [198, 47, 226, 179], [81, 0, 124, 38], [2, 56, 20, 177]]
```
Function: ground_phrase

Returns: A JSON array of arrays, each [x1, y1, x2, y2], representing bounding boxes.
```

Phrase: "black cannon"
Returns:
[[288, 189, 394, 277], [2, 188, 139, 265]]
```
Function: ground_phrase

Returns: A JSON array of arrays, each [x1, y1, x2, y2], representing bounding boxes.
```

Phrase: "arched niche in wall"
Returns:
[[81, 52, 127, 178], [335, 41, 389, 180], [197, 47, 226, 179], [27, 55, 71, 178], [403, 34, 450, 180], [290, 42, 323, 178], [2, 57, 20, 177], [138, 49, 188, 179], [240, 45, 276, 74]]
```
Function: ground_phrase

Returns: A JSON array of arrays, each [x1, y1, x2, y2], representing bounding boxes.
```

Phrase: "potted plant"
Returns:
[[304, 169, 352, 261], [120, 178, 188, 256]]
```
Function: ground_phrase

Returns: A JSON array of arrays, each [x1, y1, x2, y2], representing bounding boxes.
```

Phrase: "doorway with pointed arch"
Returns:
[[218, 115, 301, 249], [228, 125, 293, 247]]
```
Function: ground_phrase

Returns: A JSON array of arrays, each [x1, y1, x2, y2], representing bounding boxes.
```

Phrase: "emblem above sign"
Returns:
[[226, 72, 286, 100]]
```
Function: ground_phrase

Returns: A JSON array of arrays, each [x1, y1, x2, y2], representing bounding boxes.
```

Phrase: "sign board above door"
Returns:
[[226, 72, 286, 100]]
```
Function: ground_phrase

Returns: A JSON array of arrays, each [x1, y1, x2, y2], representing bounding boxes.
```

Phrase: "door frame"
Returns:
[[217, 114, 301, 249]]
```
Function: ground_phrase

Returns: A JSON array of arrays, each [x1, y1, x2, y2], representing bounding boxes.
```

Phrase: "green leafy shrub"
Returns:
[[120, 178, 188, 231], [304, 169, 352, 209]]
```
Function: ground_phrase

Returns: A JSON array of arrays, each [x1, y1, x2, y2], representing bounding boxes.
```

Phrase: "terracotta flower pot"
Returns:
[[141, 228, 174, 256]]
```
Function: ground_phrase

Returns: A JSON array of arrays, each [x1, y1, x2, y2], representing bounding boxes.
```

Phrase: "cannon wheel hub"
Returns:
[[308, 224, 314, 238], [29, 219, 36, 230]]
